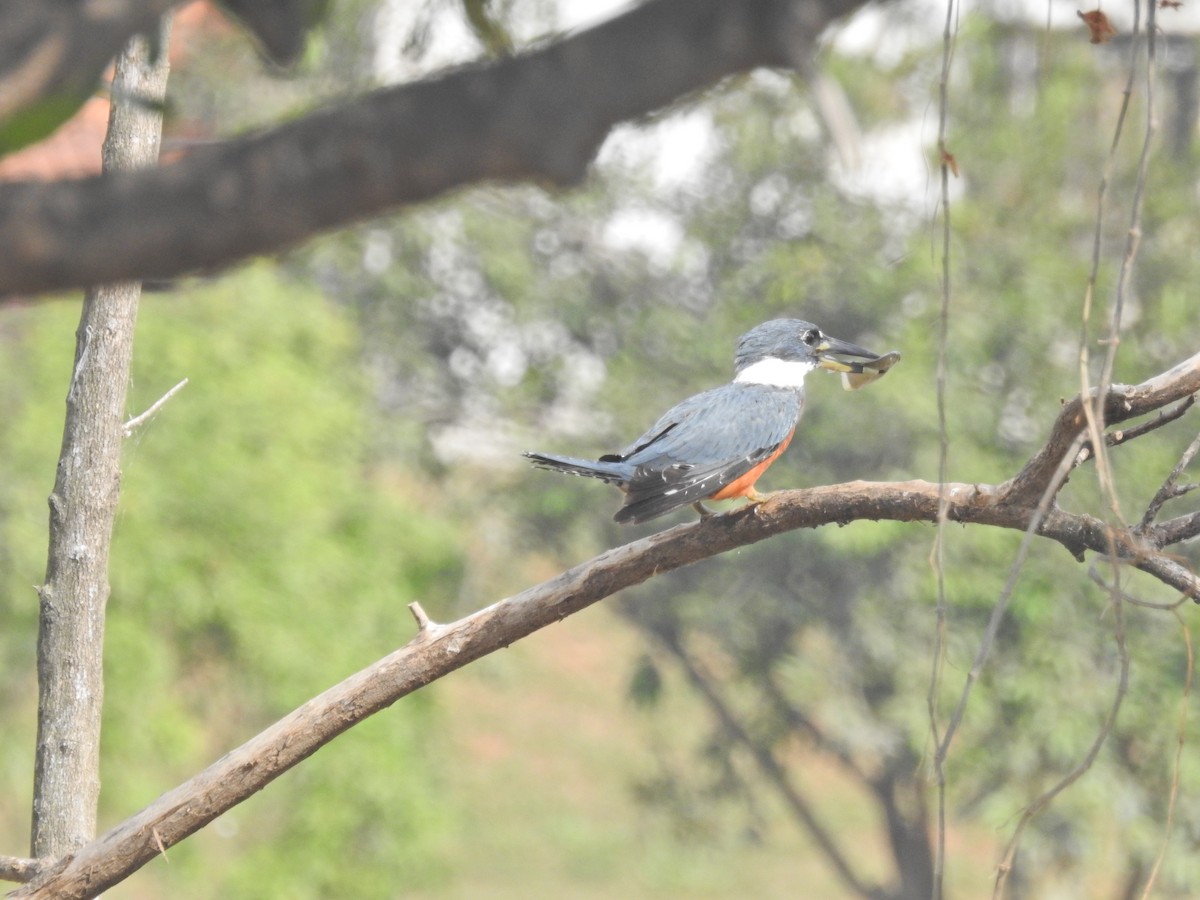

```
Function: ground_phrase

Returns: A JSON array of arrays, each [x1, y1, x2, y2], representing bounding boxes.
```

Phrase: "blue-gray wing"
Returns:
[[607, 384, 804, 523]]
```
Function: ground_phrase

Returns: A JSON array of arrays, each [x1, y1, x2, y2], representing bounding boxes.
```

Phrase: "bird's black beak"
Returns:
[[815, 335, 901, 391], [813, 335, 882, 374]]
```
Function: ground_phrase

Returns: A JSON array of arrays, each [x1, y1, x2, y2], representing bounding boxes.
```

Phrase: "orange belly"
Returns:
[[707, 432, 793, 501]]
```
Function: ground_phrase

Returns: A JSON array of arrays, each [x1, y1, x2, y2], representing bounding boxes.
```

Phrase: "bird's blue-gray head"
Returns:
[[733, 318, 880, 388]]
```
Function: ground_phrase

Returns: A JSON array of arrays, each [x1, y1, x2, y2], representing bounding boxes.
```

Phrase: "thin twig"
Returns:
[[929, 0, 959, 893], [1097, 0, 1157, 410], [992, 579, 1129, 899], [1072, 398, 1195, 472], [935, 431, 1086, 765], [1088, 565, 1188, 611], [992, 12, 1164, 887], [1139, 610, 1193, 899], [1076, 0, 1147, 524], [150, 827, 168, 862], [1141, 428, 1200, 528], [1101, 396, 1194, 452], [123, 377, 188, 436]]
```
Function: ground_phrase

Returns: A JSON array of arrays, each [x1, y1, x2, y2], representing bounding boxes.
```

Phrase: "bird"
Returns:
[[524, 318, 889, 525]]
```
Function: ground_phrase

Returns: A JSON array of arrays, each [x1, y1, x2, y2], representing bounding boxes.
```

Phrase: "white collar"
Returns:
[[733, 357, 815, 388]]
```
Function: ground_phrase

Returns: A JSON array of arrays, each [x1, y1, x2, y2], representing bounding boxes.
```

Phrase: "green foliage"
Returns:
[[0, 266, 461, 895], [329, 17, 1200, 895], [0, 92, 91, 156], [167, 8, 1200, 894], [7, 4, 1200, 897]]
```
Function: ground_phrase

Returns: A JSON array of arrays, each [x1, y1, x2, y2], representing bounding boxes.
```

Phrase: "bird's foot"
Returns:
[[744, 488, 776, 509], [692, 501, 715, 520]]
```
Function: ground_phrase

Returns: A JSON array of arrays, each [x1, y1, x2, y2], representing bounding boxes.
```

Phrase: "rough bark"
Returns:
[[0, 0, 867, 300], [0, 856, 42, 884], [12, 354, 1200, 899], [30, 21, 172, 860]]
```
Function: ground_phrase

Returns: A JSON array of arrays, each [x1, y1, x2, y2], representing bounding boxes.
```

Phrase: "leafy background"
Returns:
[[2, 1, 1200, 897]]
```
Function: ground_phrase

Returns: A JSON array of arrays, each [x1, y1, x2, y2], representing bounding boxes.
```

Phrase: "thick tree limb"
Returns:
[[0, 0, 325, 133], [0, 0, 866, 300], [1144, 511, 1200, 548], [13, 357, 1200, 898], [10, 479, 1193, 897], [0, 0, 174, 124], [1000, 351, 1200, 505]]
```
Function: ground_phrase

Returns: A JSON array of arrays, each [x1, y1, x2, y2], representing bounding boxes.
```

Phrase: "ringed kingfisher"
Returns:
[[524, 318, 897, 525]]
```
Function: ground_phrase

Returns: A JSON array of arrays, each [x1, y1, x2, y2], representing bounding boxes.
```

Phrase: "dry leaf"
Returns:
[[1159, 1, 1182, 10], [1078, 9, 1117, 43], [941, 149, 960, 178]]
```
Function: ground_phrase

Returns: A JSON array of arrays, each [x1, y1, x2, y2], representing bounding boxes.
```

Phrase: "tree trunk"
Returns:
[[31, 20, 172, 859]]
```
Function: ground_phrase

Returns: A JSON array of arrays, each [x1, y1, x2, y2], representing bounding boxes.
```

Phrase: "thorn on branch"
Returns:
[[408, 601, 439, 634]]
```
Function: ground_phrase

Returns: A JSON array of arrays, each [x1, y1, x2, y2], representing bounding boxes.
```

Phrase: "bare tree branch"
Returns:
[[1140, 427, 1200, 528], [1070, 395, 1198, 471], [1000, 352, 1200, 506], [1138, 609, 1193, 898], [0, 856, 43, 884], [1140, 511, 1200, 549], [0, 0, 866, 300], [1089, 564, 1186, 611], [13, 355, 1200, 898], [31, 22, 171, 859], [929, 0, 960, 888]]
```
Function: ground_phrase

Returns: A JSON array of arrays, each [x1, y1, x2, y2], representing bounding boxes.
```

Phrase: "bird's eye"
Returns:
[[802, 329, 820, 346]]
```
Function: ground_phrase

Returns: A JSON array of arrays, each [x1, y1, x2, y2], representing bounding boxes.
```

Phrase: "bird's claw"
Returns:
[[744, 489, 775, 510]]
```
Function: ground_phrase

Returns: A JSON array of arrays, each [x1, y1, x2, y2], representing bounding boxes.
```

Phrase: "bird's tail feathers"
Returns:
[[613, 478, 713, 524], [523, 451, 630, 486]]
